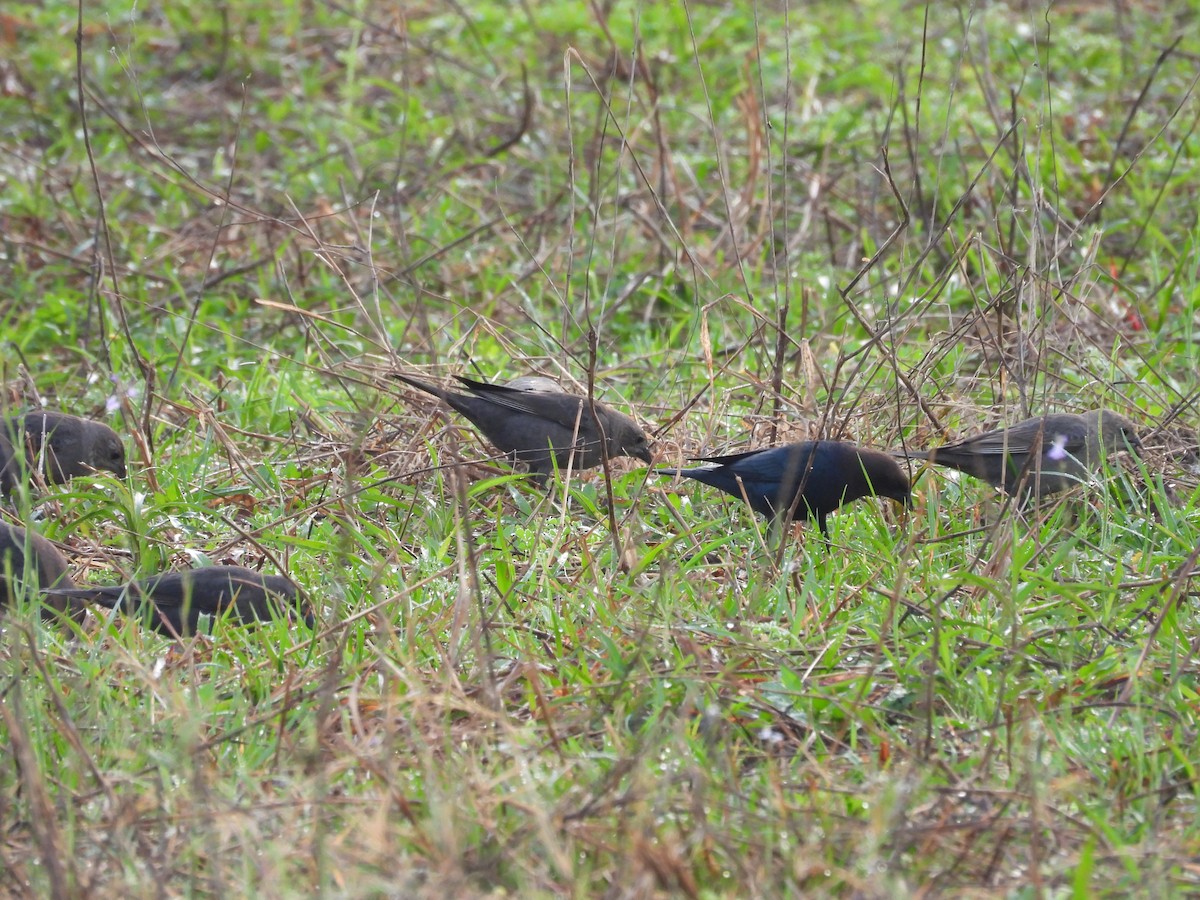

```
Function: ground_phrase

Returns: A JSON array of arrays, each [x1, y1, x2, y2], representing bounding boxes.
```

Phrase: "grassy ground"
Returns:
[[2, 0, 1200, 895]]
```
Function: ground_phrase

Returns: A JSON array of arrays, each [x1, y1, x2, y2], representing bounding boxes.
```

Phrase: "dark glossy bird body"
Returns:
[[1, 411, 127, 493], [0, 522, 77, 617], [664, 441, 912, 535], [904, 409, 1142, 496], [397, 374, 654, 483], [47, 566, 307, 636]]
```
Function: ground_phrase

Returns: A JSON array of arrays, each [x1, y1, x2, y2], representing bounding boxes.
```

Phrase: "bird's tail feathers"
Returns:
[[42, 586, 121, 608], [393, 373, 450, 400], [454, 375, 504, 393]]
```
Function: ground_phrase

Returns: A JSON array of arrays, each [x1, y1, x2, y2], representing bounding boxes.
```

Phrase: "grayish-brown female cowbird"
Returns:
[[396, 373, 654, 484], [902, 408, 1142, 496], [0, 522, 77, 617], [47, 566, 308, 636], [1, 411, 127, 494], [662, 441, 912, 536]]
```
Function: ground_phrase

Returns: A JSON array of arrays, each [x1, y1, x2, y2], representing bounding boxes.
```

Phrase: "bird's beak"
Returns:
[[85, 462, 126, 480], [636, 445, 655, 465]]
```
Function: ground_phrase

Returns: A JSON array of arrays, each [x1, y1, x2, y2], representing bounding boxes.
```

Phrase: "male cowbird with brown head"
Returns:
[[396, 373, 654, 484], [903, 408, 1142, 496], [47, 566, 308, 636], [0, 522, 77, 617], [1, 411, 127, 494], [662, 441, 912, 536]]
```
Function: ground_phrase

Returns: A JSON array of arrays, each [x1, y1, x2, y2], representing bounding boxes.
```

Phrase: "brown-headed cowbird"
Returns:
[[0, 522, 77, 617], [1, 411, 127, 494], [396, 373, 654, 484], [902, 408, 1142, 496], [47, 565, 308, 636], [662, 441, 912, 536]]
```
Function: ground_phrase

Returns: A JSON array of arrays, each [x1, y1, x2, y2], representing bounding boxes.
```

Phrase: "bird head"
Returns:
[[855, 447, 913, 507], [1092, 409, 1143, 457], [88, 428, 128, 478], [609, 414, 655, 464]]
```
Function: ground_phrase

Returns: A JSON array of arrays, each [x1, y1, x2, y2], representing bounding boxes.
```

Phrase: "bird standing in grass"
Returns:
[[662, 441, 912, 536], [0, 522, 77, 617], [900, 408, 1142, 496], [47, 566, 308, 637], [395, 373, 654, 484], [1, 411, 127, 494]]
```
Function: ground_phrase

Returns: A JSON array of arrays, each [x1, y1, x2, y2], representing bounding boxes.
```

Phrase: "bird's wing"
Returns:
[[692, 445, 824, 474], [957, 417, 1086, 457], [456, 377, 600, 431]]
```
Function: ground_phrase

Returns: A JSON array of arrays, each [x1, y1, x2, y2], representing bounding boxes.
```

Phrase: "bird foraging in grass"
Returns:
[[661, 441, 912, 536], [1, 411, 127, 494], [395, 373, 654, 484], [0, 522, 78, 618], [47, 565, 309, 637], [900, 408, 1142, 497]]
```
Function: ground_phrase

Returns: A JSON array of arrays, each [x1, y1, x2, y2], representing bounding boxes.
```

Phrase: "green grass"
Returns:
[[2, 0, 1200, 895]]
